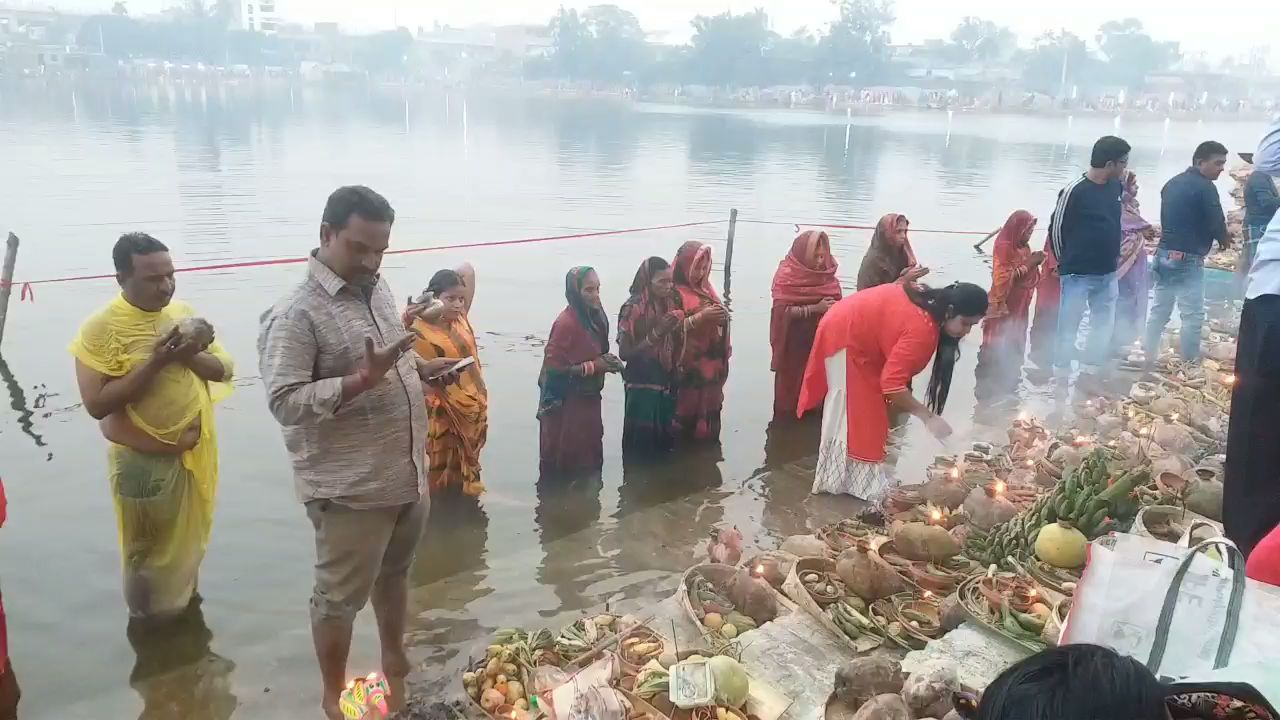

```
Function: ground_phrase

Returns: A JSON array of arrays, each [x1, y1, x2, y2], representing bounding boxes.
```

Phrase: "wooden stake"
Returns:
[[0, 233, 18, 348], [723, 208, 738, 297]]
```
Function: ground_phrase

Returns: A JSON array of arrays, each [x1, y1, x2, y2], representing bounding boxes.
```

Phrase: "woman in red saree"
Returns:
[[672, 241, 731, 443], [798, 283, 988, 499], [1028, 238, 1061, 373], [976, 210, 1045, 398], [538, 267, 621, 479], [857, 213, 929, 290], [618, 257, 685, 457], [770, 230, 842, 418]]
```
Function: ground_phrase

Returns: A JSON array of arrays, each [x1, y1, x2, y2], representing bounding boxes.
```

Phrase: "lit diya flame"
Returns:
[[994, 480, 1006, 495], [1028, 588, 1038, 599], [1025, 459, 1035, 467], [754, 564, 765, 576], [1222, 373, 1236, 386], [922, 590, 934, 600], [929, 508, 943, 522], [950, 467, 960, 479]]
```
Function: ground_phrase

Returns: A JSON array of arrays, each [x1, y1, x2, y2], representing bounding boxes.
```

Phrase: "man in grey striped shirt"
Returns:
[[257, 185, 457, 719]]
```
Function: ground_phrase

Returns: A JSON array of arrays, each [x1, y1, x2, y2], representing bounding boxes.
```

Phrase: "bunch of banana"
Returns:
[[964, 449, 1149, 567]]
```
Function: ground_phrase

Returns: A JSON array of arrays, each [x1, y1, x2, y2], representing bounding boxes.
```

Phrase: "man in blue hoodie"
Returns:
[[1051, 135, 1129, 384], [1143, 141, 1231, 363]]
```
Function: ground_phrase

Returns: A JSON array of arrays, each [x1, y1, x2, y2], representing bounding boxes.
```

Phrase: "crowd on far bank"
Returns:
[[0, 116, 1276, 719]]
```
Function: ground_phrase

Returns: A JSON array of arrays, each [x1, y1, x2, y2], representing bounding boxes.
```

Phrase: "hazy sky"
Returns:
[[45, 0, 1280, 58]]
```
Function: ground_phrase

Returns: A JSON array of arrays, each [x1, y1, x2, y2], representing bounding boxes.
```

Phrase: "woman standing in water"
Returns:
[[857, 213, 930, 290], [977, 210, 1045, 397], [1028, 239, 1061, 373], [538, 267, 621, 478], [798, 282, 988, 499], [1112, 171, 1154, 354], [672, 241, 731, 443], [770, 230, 842, 418], [408, 263, 488, 497], [617, 257, 685, 457]]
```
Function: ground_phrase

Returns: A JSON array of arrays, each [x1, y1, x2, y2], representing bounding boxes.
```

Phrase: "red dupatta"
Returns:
[[770, 230, 842, 369], [986, 210, 1039, 320], [672, 240, 731, 378]]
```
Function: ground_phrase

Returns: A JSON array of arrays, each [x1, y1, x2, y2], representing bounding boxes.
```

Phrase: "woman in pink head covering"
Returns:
[[1112, 171, 1154, 354]]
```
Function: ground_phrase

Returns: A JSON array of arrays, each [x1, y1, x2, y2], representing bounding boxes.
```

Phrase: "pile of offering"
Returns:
[[682, 564, 779, 641], [555, 613, 621, 664]]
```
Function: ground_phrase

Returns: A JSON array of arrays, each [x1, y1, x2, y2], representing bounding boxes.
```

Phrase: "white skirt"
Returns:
[[810, 349, 896, 501]]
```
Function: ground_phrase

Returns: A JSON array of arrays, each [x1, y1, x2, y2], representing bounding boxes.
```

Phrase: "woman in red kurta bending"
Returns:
[[770, 230, 842, 419], [798, 282, 989, 499]]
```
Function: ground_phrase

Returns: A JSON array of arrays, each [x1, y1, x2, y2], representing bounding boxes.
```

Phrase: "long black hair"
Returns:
[[968, 644, 1167, 720], [906, 282, 988, 414]]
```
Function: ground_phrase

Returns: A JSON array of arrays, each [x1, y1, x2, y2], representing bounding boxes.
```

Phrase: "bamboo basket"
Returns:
[[780, 557, 885, 654], [678, 564, 796, 638], [463, 661, 533, 719], [620, 688, 674, 720]]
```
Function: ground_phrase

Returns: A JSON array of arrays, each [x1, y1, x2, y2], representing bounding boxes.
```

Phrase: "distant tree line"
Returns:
[[528, 2, 1188, 94]]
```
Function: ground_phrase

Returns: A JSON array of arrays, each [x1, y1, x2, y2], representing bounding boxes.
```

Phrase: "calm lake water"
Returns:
[[0, 82, 1266, 718]]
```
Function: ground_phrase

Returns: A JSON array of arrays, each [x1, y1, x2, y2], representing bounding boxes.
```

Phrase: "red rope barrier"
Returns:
[[13, 219, 725, 293], [7, 214, 994, 299], [738, 218, 994, 236]]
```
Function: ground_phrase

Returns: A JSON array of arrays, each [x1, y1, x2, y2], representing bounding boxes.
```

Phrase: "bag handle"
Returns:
[[1146, 537, 1246, 672]]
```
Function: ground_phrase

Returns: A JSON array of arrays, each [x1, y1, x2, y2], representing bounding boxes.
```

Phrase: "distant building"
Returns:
[[229, 0, 281, 34], [415, 23, 551, 80]]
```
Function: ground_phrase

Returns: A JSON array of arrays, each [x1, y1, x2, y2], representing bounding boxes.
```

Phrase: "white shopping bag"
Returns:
[[1063, 534, 1280, 680]]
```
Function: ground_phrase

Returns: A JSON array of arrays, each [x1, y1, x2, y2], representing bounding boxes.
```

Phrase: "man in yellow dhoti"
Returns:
[[70, 233, 234, 618]]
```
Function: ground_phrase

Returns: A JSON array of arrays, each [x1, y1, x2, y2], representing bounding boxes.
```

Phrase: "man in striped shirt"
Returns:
[[1050, 136, 1129, 386]]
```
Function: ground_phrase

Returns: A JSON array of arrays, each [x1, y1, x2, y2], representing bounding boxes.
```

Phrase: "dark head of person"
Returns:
[[1090, 136, 1132, 182], [1193, 141, 1229, 182], [114, 232, 175, 313], [318, 185, 395, 287], [426, 268, 467, 322], [959, 644, 1168, 720], [906, 282, 988, 415]]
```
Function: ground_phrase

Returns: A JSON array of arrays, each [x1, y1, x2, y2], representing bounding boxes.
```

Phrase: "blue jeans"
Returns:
[[1144, 248, 1205, 361], [1055, 272, 1118, 373]]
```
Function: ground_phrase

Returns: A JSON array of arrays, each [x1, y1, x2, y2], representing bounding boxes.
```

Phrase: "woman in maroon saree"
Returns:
[[770, 230, 842, 418], [672, 241, 731, 443], [538, 267, 621, 479]]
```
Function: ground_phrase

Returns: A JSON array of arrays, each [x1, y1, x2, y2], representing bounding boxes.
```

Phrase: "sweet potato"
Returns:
[[851, 694, 912, 720], [903, 668, 961, 720], [836, 545, 904, 601], [728, 568, 778, 625], [892, 522, 961, 562], [833, 656, 904, 708]]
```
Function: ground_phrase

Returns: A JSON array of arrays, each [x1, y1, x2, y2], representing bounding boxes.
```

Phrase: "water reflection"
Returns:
[[609, 447, 726, 572], [126, 599, 236, 720], [534, 474, 607, 612], [0, 355, 48, 449]]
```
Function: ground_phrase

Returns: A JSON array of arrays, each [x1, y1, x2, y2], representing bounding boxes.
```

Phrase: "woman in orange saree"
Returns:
[[408, 264, 488, 497], [976, 210, 1044, 398], [672, 241, 731, 443]]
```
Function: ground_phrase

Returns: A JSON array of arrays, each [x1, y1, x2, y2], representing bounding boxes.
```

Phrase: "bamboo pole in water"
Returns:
[[723, 208, 738, 296], [0, 233, 18, 348]]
